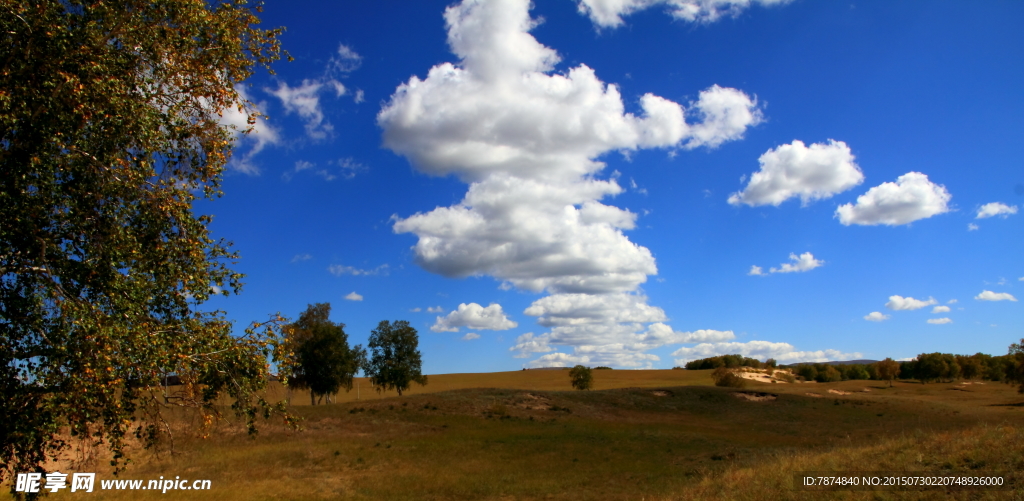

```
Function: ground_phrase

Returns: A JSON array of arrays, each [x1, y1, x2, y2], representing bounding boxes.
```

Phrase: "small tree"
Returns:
[[875, 358, 900, 387], [364, 320, 427, 396], [283, 304, 365, 405], [569, 365, 593, 390]]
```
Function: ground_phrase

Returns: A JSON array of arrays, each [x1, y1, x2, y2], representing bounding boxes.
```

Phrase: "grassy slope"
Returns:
[[4, 372, 1023, 500]]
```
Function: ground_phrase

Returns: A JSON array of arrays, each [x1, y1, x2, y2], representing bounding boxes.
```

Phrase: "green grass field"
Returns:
[[4, 371, 1023, 500]]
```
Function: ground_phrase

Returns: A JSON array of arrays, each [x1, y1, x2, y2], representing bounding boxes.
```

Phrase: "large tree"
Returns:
[[364, 320, 427, 396], [283, 303, 364, 405], [1, 0, 289, 481]]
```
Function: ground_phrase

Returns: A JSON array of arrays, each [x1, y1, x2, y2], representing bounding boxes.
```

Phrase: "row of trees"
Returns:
[[681, 354, 778, 370], [282, 303, 427, 405], [681, 342, 1024, 392]]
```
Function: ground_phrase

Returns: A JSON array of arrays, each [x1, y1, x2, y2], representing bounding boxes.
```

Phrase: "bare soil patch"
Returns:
[[733, 392, 777, 402]]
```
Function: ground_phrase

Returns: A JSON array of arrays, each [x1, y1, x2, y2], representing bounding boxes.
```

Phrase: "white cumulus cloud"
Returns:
[[462, 332, 481, 341], [344, 292, 363, 301], [728, 140, 863, 207], [748, 265, 764, 276], [976, 202, 1018, 219], [864, 311, 889, 322], [885, 295, 937, 311], [927, 318, 952, 325], [835, 172, 951, 226], [932, 306, 950, 313], [576, 0, 793, 28], [381, 0, 762, 367], [671, 341, 860, 366], [968, 223, 979, 231], [431, 303, 518, 332], [975, 290, 1017, 302]]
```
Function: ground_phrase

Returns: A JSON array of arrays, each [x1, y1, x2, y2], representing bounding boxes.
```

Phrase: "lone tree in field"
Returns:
[[0, 0, 289, 481], [569, 365, 593, 390], [875, 358, 901, 387], [283, 303, 365, 405], [364, 320, 427, 396]]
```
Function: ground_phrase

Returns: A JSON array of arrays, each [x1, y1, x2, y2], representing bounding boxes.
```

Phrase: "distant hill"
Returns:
[[783, 359, 879, 367]]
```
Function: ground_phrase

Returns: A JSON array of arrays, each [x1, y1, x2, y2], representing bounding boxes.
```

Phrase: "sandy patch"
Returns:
[[827, 389, 852, 396], [805, 392, 823, 398], [733, 392, 777, 402], [650, 390, 673, 397], [734, 369, 795, 384], [861, 388, 871, 392]]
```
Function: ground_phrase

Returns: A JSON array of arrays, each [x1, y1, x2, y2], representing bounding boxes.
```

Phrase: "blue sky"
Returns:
[[199, 0, 1023, 373]]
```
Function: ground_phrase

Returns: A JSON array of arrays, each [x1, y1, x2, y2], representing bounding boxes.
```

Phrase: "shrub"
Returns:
[[711, 367, 747, 388]]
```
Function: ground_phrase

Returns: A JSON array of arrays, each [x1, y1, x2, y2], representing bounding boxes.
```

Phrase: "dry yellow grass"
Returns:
[[3, 371, 1022, 500], [273, 369, 714, 404]]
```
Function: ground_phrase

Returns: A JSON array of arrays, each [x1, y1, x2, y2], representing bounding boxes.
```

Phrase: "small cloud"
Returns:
[[462, 332, 480, 341], [344, 291, 363, 301], [328, 264, 389, 276], [353, 89, 365, 104], [328, 43, 362, 74], [885, 295, 937, 311], [975, 290, 1017, 302], [931, 305, 950, 313], [968, 223, 979, 231], [947, 299, 958, 304], [768, 252, 824, 274], [976, 202, 1018, 219], [927, 317, 952, 325], [291, 253, 313, 263], [427, 306, 444, 313], [748, 265, 764, 276], [431, 303, 517, 332], [331, 157, 368, 179], [410, 307, 422, 312], [863, 311, 890, 322]]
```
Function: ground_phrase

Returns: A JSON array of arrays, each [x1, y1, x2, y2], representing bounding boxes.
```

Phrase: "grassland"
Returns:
[[4, 371, 1023, 500]]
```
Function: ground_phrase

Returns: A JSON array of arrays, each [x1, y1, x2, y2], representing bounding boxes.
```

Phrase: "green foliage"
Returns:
[[916, 352, 961, 383], [593, 366, 613, 370], [283, 304, 365, 404], [0, 0, 288, 481], [364, 320, 427, 396], [684, 354, 764, 370], [1008, 339, 1024, 393], [796, 365, 817, 382], [711, 367, 746, 388], [569, 365, 593, 390], [874, 358, 900, 387], [816, 365, 841, 383]]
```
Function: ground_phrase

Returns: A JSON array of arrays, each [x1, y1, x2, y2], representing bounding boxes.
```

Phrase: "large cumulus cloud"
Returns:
[[378, 0, 828, 368]]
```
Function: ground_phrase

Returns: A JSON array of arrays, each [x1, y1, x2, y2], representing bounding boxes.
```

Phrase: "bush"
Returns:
[[711, 367, 747, 388]]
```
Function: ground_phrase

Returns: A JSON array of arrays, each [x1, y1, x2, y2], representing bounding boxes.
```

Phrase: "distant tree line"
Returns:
[[680, 354, 778, 370], [678, 339, 1024, 392]]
